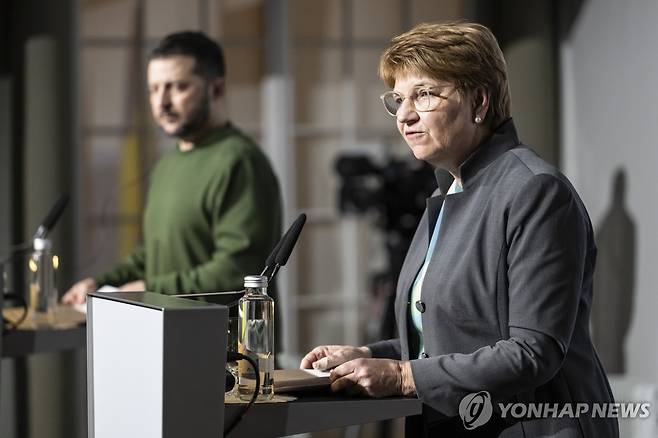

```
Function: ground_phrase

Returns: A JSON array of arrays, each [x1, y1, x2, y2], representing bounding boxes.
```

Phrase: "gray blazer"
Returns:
[[368, 120, 618, 437]]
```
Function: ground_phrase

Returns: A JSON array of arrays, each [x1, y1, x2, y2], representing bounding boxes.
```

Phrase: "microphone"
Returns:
[[268, 213, 306, 281], [260, 232, 286, 277], [33, 194, 70, 240], [275, 213, 306, 266], [261, 213, 307, 281], [0, 194, 70, 267]]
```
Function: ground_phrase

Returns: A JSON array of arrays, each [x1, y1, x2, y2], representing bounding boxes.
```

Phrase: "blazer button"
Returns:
[[421, 352, 429, 358], [415, 300, 426, 313]]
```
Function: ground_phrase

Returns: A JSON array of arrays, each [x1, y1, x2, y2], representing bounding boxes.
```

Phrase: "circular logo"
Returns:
[[459, 391, 493, 430]]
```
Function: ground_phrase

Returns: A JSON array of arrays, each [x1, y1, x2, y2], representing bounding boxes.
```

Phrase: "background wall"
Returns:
[[560, 0, 658, 383]]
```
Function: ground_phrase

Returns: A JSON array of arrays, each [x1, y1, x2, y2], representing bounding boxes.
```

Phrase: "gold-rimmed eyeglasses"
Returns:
[[379, 87, 453, 116]]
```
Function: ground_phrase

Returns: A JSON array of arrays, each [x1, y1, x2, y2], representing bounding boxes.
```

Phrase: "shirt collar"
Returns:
[[446, 178, 463, 195]]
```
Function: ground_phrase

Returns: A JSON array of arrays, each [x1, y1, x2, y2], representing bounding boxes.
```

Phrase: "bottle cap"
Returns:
[[244, 275, 268, 288], [33, 238, 52, 251]]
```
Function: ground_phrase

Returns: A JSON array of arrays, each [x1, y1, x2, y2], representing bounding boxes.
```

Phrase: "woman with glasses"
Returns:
[[301, 22, 617, 437]]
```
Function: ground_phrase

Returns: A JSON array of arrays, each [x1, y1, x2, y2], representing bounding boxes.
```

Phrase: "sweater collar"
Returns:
[[177, 121, 236, 152]]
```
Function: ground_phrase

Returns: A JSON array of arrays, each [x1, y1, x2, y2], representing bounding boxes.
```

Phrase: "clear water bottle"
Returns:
[[237, 275, 274, 400], [27, 238, 58, 326]]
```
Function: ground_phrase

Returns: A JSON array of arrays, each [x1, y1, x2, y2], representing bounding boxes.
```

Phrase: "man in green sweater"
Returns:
[[63, 31, 281, 303]]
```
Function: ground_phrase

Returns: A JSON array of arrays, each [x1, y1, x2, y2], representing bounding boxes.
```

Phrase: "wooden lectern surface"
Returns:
[[1, 305, 86, 357]]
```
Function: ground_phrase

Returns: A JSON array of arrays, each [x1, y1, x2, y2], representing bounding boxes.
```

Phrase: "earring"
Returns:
[[474, 116, 482, 124]]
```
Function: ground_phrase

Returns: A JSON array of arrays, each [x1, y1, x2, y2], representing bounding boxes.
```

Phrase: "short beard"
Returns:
[[170, 92, 210, 140]]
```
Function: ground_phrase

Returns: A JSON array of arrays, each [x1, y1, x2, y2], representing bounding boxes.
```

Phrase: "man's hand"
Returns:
[[330, 358, 416, 398], [61, 277, 97, 305], [119, 280, 146, 291], [300, 345, 372, 371]]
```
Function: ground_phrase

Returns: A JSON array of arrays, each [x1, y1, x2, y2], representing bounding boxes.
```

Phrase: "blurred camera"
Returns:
[[335, 154, 436, 271]]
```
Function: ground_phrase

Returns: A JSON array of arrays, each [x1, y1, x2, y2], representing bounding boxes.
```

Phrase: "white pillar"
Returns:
[[262, 0, 299, 368]]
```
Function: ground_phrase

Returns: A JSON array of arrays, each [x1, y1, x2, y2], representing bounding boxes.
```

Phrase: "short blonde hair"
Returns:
[[379, 22, 511, 127]]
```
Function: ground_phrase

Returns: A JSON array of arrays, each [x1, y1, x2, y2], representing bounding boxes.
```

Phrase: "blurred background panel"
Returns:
[[291, 0, 343, 41], [410, 0, 465, 23], [353, 47, 394, 134], [352, 0, 403, 41], [223, 45, 263, 133], [81, 48, 130, 129], [216, 0, 264, 40], [294, 47, 344, 128], [80, 0, 135, 38], [144, 0, 201, 39]]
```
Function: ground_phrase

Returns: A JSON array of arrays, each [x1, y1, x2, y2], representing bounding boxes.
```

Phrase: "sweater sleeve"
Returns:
[[94, 245, 146, 287], [410, 174, 587, 416], [145, 149, 281, 294]]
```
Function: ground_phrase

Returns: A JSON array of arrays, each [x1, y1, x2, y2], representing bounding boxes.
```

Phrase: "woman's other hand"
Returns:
[[300, 345, 372, 371]]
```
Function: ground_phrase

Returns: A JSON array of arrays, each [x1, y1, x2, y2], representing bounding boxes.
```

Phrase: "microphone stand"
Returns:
[[1, 193, 69, 330]]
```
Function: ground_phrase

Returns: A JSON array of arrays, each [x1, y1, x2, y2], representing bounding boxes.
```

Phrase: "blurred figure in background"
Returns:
[[63, 31, 281, 303]]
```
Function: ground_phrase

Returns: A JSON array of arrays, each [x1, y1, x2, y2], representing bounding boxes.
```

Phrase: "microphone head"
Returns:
[[264, 233, 286, 268], [274, 213, 306, 266], [35, 194, 70, 239]]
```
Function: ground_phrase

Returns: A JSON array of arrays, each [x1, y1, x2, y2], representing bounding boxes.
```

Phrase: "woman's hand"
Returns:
[[300, 345, 372, 371], [330, 358, 416, 398]]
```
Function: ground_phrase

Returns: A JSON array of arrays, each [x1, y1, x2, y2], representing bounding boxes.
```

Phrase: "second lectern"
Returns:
[[87, 291, 228, 438]]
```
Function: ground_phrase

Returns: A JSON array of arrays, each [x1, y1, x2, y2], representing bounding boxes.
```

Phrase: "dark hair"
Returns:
[[150, 31, 225, 79]]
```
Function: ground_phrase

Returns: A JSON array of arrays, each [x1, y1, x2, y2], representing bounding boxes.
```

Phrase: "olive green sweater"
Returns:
[[95, 123, 282, 294]]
